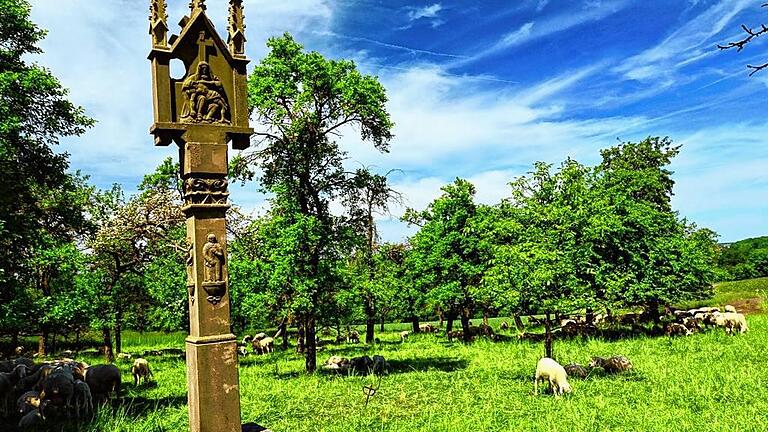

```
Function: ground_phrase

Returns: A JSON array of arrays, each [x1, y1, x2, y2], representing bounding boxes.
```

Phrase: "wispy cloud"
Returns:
[[315, 30, 468, 59], [613, 0, 753, 81], [453, 0, 630, 67]]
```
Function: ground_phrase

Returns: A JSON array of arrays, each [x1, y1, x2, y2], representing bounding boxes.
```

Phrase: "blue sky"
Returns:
[[30, 0, 767, 242]]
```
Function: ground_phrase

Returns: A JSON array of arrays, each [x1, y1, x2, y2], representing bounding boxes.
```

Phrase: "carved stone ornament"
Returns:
[[202, 233, 226, 304], [186, 239, 195, 303], [180, 52, 231, 125], [184, 177, 229, 205]]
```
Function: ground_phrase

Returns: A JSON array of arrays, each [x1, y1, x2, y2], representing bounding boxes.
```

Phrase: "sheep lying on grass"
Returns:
[[131, 358, 153, 385], [534, 358, 572, 397], [589, 356, 633, 374], [564, 363, 589, 379]]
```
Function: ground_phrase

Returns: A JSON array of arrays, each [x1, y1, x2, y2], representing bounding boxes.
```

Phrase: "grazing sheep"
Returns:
[[418, 323, 436, 333], [242, 335, 254, 345], [116, 352, 132, 361], [1, 364, 28, 416], [18, 408, 45, 428], [237, 346, 249, 357], [534, 357, 572, 397], [589, 356, 633, 373], [253, 332, 267, 341], [84, 364, 121, 404], [400, 331, 409, 342], [666, 323, 692, 337], [564, 363, 589, 379], [349, 356, 373, 374], [17, 390, 40, 416], [40, 366, 75, 418], [724, 305, 737, 314], [714, 312, 748, 334], [372, 355, 390, 376], [347, 331, 360, 344], [72, 380, 93, 418], [500, 321, 510, 331], [131, 358, 153, 385], [252, 337, 274, 354]]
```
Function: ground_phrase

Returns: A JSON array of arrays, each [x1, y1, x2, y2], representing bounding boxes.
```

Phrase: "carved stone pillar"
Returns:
[[182, 127, 240, 432], [148, 3, 253, 431]]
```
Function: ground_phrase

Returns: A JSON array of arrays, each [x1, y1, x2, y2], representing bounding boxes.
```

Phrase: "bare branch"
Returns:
[[748, 61, 768, 75]]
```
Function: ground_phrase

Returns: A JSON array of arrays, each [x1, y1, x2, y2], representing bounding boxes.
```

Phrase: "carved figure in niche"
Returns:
[[203, 233, 225, 283], [181, 61, 230, 124]]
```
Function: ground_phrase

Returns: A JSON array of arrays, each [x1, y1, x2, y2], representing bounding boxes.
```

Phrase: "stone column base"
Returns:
[[186, 334, 242, 432]]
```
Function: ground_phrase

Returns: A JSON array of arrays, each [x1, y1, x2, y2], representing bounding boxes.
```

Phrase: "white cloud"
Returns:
[[408, 4, 443, 21]]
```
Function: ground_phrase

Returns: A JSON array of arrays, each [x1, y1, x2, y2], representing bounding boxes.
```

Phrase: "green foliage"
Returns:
[[240, 33, 394, 371], [404, 178, 487, 336], [716, 236, 768, 281], [0, 0, 94, 336]]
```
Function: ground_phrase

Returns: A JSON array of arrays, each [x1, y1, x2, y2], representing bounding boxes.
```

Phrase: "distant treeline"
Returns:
[[716, 236, 768, 281]]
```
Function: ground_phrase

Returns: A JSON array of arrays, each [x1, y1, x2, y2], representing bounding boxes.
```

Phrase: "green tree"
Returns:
[[404, 178, 486, 342], [344, 168, 401, 343], [592, 138, 716, 319], [0, 0, 93, 339], [237, 34, 393, 372], [488, 160, 596, 358]]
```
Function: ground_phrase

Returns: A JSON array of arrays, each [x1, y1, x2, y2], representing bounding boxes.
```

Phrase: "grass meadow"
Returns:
[[6, 278, 768, 432]]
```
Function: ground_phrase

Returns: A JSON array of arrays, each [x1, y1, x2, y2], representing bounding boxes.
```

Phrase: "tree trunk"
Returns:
[[102, 327, 114, 362], [37, 331, 48, 357], [438, 309, 444, 327], [411, 316, 420, 333], [544, 313, 553, 359], [513, 315, 525, 332], [380, 316, 385, 332], [460, 309, 471, 343], [586, 308, 595, 324], [11, 331, 18, 352], [277, 318, 288, 350], [305, 317, 317, 373], [51, 332, 57, 354], [114, 321, 122, 355], [365, 297, 375, 344], [446, 311, 455, 333], [366, 317, 375, 344], [75, 331, 81, 352], [647, 299, 661, 324], [296, 322, 305, 354], [482, 311, 489, 327]]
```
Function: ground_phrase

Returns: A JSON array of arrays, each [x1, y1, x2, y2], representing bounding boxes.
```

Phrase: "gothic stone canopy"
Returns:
[[149, 5, 252, 150]]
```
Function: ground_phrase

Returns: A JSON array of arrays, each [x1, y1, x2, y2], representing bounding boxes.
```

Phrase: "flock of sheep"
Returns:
[[0, 351, 153, 428]]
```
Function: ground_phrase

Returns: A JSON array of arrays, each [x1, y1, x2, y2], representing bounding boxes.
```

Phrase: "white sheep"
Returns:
[[131, 358, 153, 385], [534, 357, 572, 397], [400, 331, 409, 342], [724, 305, 737, 313], [714, 312, 748, 334]]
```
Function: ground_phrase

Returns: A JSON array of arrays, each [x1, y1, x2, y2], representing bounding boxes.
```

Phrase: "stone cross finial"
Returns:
[[189, 0, 206, 12], [149, 0, 169, 47], [228, 0, 246, 56]]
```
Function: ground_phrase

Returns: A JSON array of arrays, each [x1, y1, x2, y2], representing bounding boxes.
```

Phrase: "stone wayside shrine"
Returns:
[[148, 1, 252, 431]]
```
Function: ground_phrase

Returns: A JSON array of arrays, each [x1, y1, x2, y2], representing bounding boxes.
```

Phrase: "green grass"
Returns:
[[8, 278, 768, 431], [680, 276, 768, 311], [15, 312, 768, 432]]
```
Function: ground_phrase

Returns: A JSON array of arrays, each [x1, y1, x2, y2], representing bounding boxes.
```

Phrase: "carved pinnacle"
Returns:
[[228, 0, 246, 56], [189, 0, 206, 12], [149, 0, 169, 47]]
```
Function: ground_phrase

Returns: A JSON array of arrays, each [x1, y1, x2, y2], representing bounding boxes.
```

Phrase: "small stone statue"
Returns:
[[202, 233, 224, 283]]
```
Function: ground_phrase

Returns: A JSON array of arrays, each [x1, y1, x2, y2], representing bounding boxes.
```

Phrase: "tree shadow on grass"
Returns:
[[387, 357, 468, 374]]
